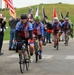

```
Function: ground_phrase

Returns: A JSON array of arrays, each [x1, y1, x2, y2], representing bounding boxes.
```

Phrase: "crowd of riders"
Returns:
[[0, 7, 74, 61], [14, 11, 73, 62]]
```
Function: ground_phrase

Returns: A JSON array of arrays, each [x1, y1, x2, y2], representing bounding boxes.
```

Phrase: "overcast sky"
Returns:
[[2, 0, 74, 8], [12, 0, 74, 8]]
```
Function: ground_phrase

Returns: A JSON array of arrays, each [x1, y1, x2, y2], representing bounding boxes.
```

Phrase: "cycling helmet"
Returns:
[[34, 16, 41, 21], [65, 17, 69, 21], [20, 13, 28, 19], [53, 17, 58, 21]]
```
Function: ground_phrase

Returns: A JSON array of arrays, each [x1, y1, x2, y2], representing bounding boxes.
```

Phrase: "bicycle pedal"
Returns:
[[25, 59, 29, 63], [19, 61, 24, 64]]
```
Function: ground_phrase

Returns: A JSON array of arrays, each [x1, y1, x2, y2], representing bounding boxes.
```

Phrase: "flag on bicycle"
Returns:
[[4, 0, 16, 19], [65, 11, 69, 18], [42, 6, 48, 19], [53, 8, 58, 20], [42, 6, 45, 18], [60, 12, 63, 19], [35, 6, 39, 18]]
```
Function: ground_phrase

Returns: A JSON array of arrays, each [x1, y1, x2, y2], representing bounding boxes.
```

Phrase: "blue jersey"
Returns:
[[62, 22, 70, 30], [16, 21, 33, 38], [52, 22, 62, 30], [32, 21, 44, 36]]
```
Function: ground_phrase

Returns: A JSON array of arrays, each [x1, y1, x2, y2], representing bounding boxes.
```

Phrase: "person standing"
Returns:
[[42, 16, 48, 45], [42, 16, 52, 45], [0, 14, 6, 55], [9, 17, 20, 50]]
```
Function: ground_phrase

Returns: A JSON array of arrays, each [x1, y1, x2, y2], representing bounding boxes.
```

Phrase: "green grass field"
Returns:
[[1, 3, 74, 40]]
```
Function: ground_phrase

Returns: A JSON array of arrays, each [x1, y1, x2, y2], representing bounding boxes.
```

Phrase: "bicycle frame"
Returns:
[[65, 31, 69, 46], [34, 37, 39, 62], [19, 40, 30, 73]]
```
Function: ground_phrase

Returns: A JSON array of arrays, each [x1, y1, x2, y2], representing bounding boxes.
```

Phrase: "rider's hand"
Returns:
[[14, 40, 17, 43], [3, 17, 6, 21], [28, 39, 30, 43]]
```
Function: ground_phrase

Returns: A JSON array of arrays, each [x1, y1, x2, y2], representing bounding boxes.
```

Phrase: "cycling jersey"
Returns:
[[52, 22, 62, 30], [52, 22, 62, 35], [16, 21, 33, 39], [62, 22, 70, 31], [32, 21, 44, 36], [15, 21, 34, 50]]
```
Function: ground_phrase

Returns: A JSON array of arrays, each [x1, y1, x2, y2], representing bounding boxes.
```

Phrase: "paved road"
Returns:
[[0, 39, 74, 75]]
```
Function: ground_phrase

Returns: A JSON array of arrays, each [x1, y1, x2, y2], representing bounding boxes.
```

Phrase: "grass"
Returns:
[[1, 3, 74, 40]]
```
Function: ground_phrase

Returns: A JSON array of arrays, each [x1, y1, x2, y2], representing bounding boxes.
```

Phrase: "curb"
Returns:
[[3, 40, 9, 43]]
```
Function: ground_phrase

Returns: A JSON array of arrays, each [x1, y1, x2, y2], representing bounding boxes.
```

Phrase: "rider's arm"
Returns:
[[28, 22, 33, 39], [69, 22, 71, 29], [40, 22, 44, 36], [15, 22, 21, 40], [15, 30, 20, 40], [59, 22, 62, 27], [52, 23, 55, 29]]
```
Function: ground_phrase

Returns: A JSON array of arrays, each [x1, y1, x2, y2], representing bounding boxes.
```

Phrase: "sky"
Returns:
[[13, 0, 74, 8], [1, 0, 74, 8]]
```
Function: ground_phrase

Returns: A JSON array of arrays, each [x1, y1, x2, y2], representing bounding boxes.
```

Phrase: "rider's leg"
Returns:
[[17, 42, 22, 52], [17, 42, 22, 59], [29, 40, 34, 62], [29, 44, 34, 56], [39, 40, 43, 59]]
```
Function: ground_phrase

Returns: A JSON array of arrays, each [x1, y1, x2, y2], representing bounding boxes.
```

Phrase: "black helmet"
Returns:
[[21, 14, 28, 19]]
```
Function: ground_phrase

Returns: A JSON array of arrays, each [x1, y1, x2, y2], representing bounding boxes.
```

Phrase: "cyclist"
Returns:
[[15, 13, 34, 62], [52, 18, 62, 48], [62, 18, 71, 44], [32, 16, 44, 59]]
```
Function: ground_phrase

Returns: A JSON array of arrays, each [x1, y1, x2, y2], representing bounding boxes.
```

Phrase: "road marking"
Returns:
[[7, 54, 53, 59], [8, 54, 74, 60], [65, 55, 74, 59], [42, 55, 53, 59], [7, 53, 19, 58]]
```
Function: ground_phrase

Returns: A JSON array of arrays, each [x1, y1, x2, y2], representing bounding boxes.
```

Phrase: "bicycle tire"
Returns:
[[25, 50, 30, 70], [65, 34, 68, 46], [34, 42, 38, 63], [19, 53, 25, 73], [56, 39, 59, 50], [65, 39, 68, 46], [56, 43, 59, 50]]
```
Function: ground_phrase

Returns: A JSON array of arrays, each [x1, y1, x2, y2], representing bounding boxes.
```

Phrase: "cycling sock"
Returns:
[[39, 50, 42, 55]]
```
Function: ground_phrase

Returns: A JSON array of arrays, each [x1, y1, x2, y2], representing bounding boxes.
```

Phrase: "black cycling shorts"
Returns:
[[17, 38, 28, 50]]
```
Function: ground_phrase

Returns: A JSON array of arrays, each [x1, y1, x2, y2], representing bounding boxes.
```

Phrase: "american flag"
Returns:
[[4, 0, 16, 19]]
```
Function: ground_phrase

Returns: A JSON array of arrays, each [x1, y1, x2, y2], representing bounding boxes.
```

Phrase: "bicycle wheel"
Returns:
[[34, 42, 38, 63], [19, 53, 25, 73], [65, 39, 68, 46], [25, 49, 30, 70], [65, 34, 68, 46], [26, 50, 30, 70], [56, 38, 59, 50]]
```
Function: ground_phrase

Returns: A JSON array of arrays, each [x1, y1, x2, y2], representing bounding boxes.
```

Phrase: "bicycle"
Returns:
[[34, 36, 39, 63], [55, 35, 59, 50], [19, 40, 30, 73], [56, 37, 59, 50], [54, 33, 59, 50], [65, 31, 69, 46]]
